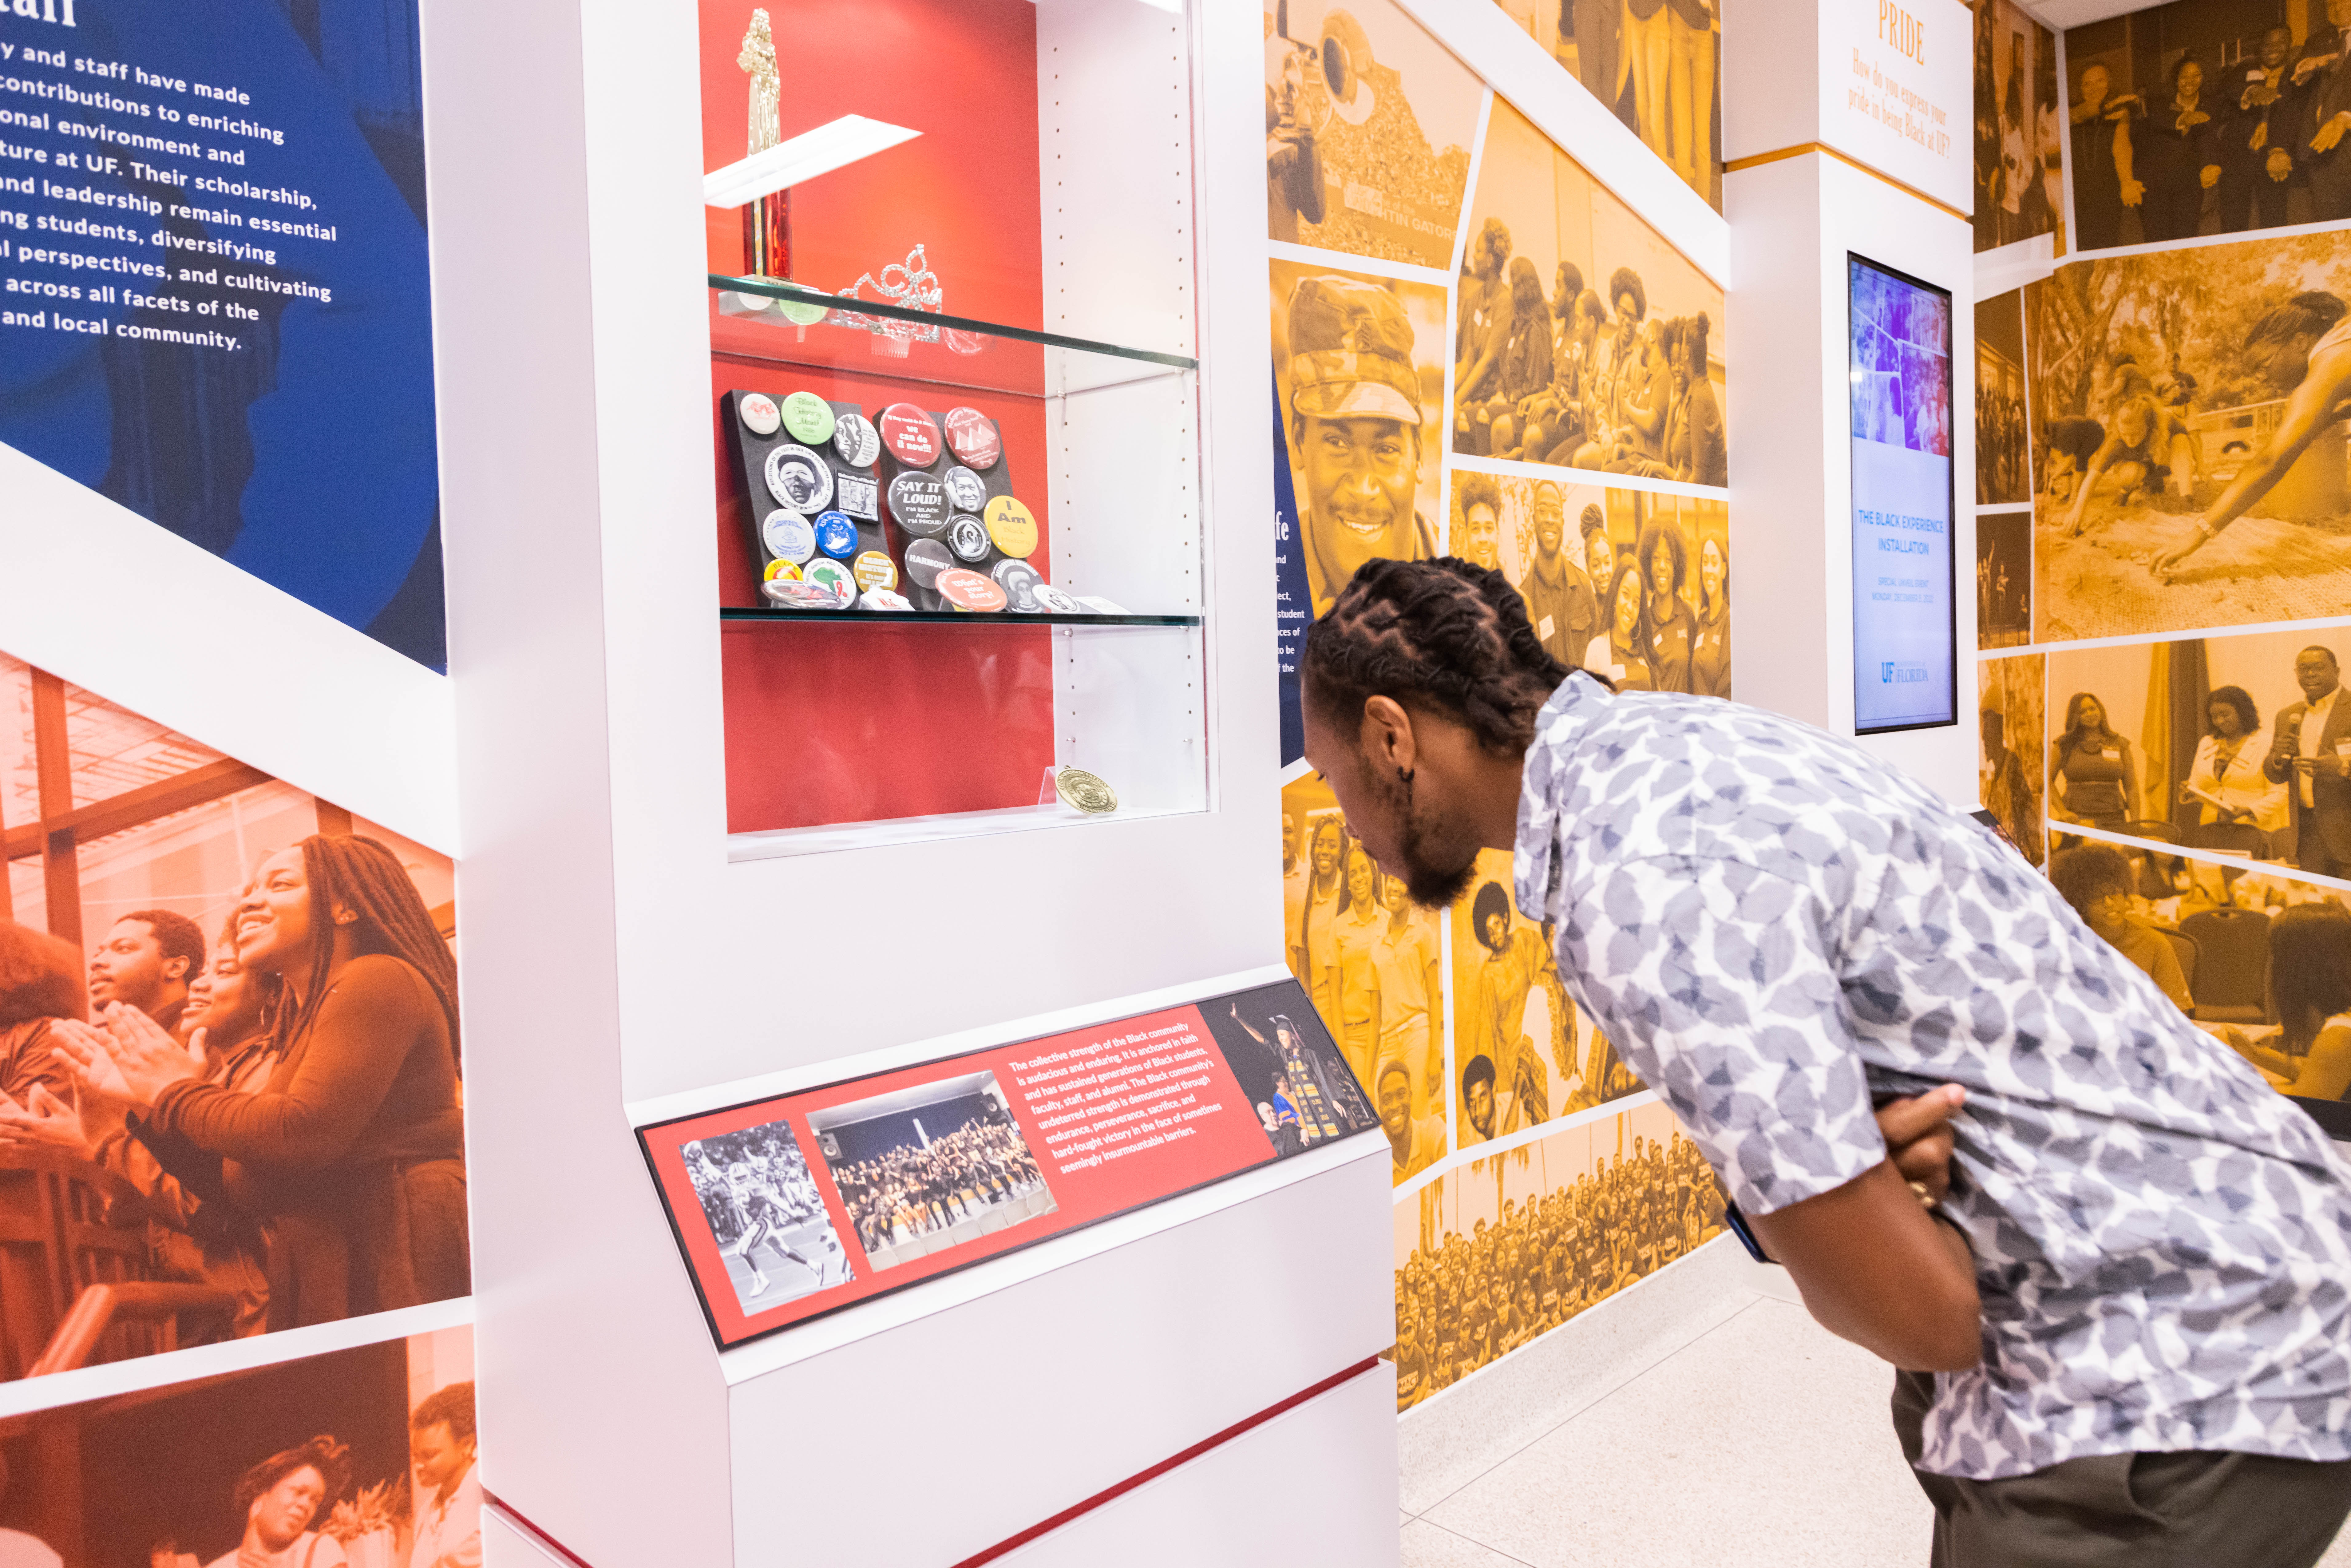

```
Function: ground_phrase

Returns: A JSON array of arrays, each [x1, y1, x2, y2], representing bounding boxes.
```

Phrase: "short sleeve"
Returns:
[[1557, 855, 1885, 1215]]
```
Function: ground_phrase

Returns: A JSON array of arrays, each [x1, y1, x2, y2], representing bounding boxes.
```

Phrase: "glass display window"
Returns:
[[699, 0, 1206, 855]]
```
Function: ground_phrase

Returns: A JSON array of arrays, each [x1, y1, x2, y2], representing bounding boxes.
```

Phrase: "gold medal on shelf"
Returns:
[[1054, 767, 1118, 815]]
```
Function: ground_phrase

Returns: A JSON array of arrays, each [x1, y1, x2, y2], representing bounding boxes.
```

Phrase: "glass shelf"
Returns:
[[710, 273, 1195, 400], [720, 608, 1202, 628]]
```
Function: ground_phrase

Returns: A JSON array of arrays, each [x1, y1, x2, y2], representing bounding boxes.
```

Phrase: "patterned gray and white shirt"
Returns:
[[1514, 672, 2351, 1480]]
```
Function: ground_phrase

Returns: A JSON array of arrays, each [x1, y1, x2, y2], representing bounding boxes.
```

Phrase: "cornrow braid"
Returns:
[[1301, 556, 1575, 754]]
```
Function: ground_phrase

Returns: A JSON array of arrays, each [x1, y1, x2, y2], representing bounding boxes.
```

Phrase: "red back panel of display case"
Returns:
[[698, 0, 1045, 335]]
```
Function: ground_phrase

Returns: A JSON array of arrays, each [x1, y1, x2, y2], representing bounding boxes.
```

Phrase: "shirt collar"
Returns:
[[1512, 672, 1613, 923]]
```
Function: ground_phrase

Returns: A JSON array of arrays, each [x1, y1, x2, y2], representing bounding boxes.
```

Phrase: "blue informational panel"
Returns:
[[0, 0, 442, 669], [1847, 254, 1954, 735]]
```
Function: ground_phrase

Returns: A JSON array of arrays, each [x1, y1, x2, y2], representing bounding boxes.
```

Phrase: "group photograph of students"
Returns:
[[1449, 477, 1729, 697], [2064, 0, 2351, 250], [1451, 102, 1727, 487], [0, 653, 465, 1382], [1391, 1103, 1726, 1410]]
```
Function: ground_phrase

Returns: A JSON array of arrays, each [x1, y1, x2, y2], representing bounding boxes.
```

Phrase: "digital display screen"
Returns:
[[1848, 255, 1956, 734]]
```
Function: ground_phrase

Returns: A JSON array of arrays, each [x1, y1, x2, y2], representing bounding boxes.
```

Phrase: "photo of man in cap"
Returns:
[[1273, 267, 1442, 615]]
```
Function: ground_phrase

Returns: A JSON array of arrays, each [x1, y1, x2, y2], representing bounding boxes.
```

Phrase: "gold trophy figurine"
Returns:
[[739, 9, 790, 280]]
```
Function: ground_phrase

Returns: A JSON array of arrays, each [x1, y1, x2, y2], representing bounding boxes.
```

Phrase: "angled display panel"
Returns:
[[640, 978, 1377, 1348]]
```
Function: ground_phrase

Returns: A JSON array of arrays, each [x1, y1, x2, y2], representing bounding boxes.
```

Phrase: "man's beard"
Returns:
[[1367, 760, 1485, 909]]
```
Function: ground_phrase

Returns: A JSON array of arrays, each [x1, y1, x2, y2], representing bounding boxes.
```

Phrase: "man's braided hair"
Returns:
[[1301, 556, 1573, 754]]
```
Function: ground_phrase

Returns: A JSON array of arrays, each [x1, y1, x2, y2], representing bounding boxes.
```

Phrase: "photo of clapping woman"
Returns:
[[47, 836, 467, 1330]]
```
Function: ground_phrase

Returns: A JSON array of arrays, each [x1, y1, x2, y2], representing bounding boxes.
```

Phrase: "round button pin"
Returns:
[[813, 511, 860, 560], [947, 515, 991, 563], [852, 549, 899, 592], [942, 465, 988, 514], [943, 406, 1001, 469], [983, 495, 1037, 558], [903, 537, 954, 590], [764, 445, 833, 512], [1031, 584, 1085, 614], [781, 391, 836, 445], [992, 558, 1043, 613], [887, 471, 950, 537], [801, 558, 856, 605], [833, 412, 881, 469], [738, 391, 782, 437], [762, 509, 815, 564], [935, 567, 1007, 612], [860, 587, 914, 612], [879, 402, 942, 468]]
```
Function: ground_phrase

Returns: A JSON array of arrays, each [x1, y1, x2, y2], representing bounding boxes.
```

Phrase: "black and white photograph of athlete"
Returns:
[[682, 1121, 852, 1313], [809, 1074, 1056, 1272]]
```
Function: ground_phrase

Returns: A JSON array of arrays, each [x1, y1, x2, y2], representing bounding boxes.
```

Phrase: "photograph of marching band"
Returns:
[[0, 1326, 477, 1568], [1392, 1100, 1726, 1409], [1451, 102, 1726, 486], [1972, 0, 2062, 254], [0, 650, 464, 1384], [1263, 0, 1481, 266], [1487, 0, 1722, 209], [1272, 260, 1448, 619], [2028, 231, 2351, 642], [808, 1074, 1055, 1272], [680, 1119, 852, 1313], [2063, 0, 2351, 251]]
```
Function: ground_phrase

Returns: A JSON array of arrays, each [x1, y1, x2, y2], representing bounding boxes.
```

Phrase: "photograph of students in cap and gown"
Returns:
[[1468, 482, 1728, 695], [1448, 849, 1637, 1153], [1272, 259, 1448, 618], [1263, 0, 1481, 267], [1972, 0, 2062, 254], [0, 651, 464, 1382], [2063, 0, 2351, 251], [1486, 0, 1722, 209], [1451, 101, 1726, 486], [2027, 233, 2351, 643], [1278, 773, 1447, 1182], [1390, 1100, 1726, 1409], [0, 1326, 477, 1568]]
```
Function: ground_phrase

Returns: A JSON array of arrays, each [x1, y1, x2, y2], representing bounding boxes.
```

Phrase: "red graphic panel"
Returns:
[[641, 980, 1377, 1348]]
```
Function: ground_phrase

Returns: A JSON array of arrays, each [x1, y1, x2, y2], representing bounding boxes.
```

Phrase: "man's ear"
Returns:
[[1360, 695, 1418, 774]]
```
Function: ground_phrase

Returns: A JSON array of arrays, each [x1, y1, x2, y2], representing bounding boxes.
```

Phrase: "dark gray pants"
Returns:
[[1893, 1371, 2351, 1567]]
